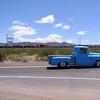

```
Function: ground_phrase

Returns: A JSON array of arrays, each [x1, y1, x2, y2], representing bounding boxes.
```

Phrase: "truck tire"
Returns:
[[95, 60, 100, 67], [58, 61, 68, 68]]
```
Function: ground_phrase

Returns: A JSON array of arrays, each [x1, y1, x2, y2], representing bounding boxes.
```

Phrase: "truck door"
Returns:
[[76, 48, 90, 66]]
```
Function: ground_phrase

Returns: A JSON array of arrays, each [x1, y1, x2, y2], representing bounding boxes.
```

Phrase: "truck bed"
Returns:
[[48, 55, 72, 64]]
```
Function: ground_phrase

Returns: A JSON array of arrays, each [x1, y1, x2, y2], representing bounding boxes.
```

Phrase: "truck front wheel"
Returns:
[[95, 60, 100, 67], [58, 61, 68, 68]]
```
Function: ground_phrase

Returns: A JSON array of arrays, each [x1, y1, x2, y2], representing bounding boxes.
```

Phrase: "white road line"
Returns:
[[0, 76, 100, 81]]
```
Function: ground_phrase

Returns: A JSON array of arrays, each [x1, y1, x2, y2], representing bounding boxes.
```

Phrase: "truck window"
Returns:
[[73, 48, 76, 52], [72, 48, 77, 54], [80, 48, 88, 54]]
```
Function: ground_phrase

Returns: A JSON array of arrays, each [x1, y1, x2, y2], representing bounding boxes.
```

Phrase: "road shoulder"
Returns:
[[0, 61, 50, 68]]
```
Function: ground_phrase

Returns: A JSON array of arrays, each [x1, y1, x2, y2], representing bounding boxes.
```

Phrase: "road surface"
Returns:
[[0, 63, 100, 100]]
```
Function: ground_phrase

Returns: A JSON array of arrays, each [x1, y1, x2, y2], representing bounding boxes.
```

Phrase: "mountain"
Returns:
[[47, 42, 74, 47], [0, 43, 6, 46], [0, 42, 75, 47]]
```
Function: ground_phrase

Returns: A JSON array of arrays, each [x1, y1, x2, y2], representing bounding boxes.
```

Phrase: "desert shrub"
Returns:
[[90, 48, 100, 53], [0, 47, 75, 62], [0, 52, 5, 62], [6, 54, 22, 62]]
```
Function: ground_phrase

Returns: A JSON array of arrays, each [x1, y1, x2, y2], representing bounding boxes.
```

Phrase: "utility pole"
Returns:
[[6, 34, 14, 47], [79, 38, 81, 45]]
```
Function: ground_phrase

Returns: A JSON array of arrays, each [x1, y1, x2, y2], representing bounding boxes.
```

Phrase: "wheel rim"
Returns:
[[96, 61, 100, 67], [59, 62, 67, 68]]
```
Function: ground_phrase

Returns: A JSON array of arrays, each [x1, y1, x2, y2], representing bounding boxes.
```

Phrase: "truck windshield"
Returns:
[[80, 48, 89, 54]]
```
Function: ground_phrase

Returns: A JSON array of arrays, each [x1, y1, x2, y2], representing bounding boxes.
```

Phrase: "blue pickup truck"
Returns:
[[48, 46, 100, 68]]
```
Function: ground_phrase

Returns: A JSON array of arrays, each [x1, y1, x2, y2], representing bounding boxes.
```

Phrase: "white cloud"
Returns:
[[54, 23, 71, 30], [66, 39, 74, 43], [8, 24, 36, 40], [78, 39, 95, 45], [66, 39, 76, 43], [35, 34, 62, 43], [15, 34, 63, 43], [62, 25, 71, 30], [8, 19, 72, 43], [97, 33, 100, 37], [65, 39, 94, 45], [68, 17, 74, 21], [86, 40, 89, 42], [35, 15, 55, 24], [77, 31, 88, 35], [54, 23, 63, 27], [13, 20, 27, 25], [85, 40, 95, 45], [10, 25, 35, 32]]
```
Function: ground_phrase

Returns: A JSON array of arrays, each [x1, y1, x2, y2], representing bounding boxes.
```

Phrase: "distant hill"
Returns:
[[0, 42, 74, 46], [0, 42, 100, 48], [0, 42, 75, 47], [0, 43, 6, 46], [47, 42, 74, 47]]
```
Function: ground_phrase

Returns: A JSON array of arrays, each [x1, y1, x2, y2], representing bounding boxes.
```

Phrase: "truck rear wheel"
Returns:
[[58, 61, 68, 68], [95, 60, 100, 67]]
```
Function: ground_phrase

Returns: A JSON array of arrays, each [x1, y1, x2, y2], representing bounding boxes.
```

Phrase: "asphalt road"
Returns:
[[0, 64, 100, 100]]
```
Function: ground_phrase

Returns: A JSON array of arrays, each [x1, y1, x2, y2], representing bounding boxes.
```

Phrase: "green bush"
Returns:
[[0, 48, 72, 62], [0, 52, 5, 62], [1, 47, 99, 62]]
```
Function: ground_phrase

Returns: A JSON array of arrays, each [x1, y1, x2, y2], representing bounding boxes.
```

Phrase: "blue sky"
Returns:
[[0, 0, 100, 44]]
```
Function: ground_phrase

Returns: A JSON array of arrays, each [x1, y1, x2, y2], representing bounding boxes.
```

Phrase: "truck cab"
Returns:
[[71, 46, 90, 66], [48, 46, 100, 68]]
